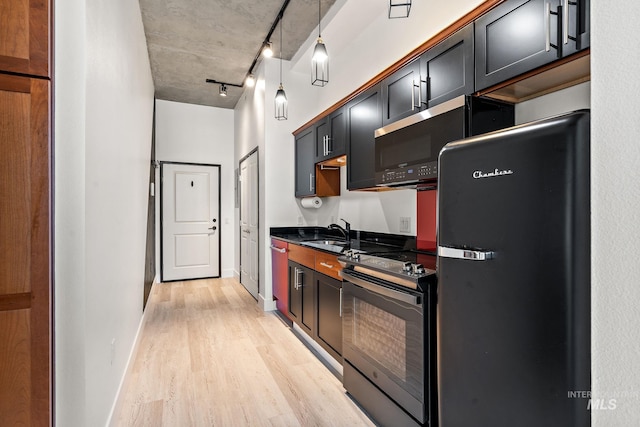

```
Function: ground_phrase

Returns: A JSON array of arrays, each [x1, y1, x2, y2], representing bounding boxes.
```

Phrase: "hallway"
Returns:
[[113, 278, 374, 426]]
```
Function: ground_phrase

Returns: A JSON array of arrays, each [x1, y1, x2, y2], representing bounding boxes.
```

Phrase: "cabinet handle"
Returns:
[[545, 2, 551, 52], [339, 288, 343, 317], [319, 262, 334, 269], [545, 2, 559, 52], [323, 136, 326, 156], [309, 173, 314, 192], [297, 268, 303, 290], [411, 79, 416, 111], [270, 244, 286, 253], [326, 136, 332, 155], [562, 0, 569, 45], [412, 80, 421, 110]]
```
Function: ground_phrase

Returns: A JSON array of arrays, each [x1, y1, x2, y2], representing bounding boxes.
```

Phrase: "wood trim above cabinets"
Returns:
[[293, 0, 505, 136]]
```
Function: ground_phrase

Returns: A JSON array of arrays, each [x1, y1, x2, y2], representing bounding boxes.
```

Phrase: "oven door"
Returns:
[[342, 270, 427, 423]]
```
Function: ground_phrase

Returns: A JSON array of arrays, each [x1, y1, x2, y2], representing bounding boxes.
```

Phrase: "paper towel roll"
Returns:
[[300, 196, 323, 209]]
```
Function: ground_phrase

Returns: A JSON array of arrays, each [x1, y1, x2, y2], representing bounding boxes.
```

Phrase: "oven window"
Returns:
[[353, 299, 407, 381]]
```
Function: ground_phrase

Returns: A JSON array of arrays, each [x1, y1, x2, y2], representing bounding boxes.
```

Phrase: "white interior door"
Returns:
[[239, 152, 259, 298], [162, 163, 220, 281]]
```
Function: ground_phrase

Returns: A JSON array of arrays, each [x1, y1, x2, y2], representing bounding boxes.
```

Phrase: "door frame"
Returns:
[[159, 161, 222, 282], [238, 148, 259, 296]]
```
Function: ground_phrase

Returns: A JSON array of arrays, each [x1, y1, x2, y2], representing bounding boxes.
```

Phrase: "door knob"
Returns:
[[208, 226, 217, 231]]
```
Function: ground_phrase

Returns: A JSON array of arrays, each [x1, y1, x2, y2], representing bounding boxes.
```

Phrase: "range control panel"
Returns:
[[375, 161, 438, 186]]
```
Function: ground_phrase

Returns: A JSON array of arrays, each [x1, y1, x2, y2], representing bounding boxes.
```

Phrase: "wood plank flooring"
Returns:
[[114, 278, 375, 427]]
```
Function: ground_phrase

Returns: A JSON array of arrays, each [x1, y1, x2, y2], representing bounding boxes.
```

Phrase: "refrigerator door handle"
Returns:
[[438, 246, 495, 261]]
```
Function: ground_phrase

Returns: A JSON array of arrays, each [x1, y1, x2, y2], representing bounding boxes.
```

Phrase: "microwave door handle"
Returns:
[[438, 246, 495, 261]]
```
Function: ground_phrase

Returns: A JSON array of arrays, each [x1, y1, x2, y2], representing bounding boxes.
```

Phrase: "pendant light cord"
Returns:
[[318, 0, 321, 37], [279, 13, 283, 84]]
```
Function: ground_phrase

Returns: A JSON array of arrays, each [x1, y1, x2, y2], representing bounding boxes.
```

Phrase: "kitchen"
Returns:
[[3, 0, 636, 425]]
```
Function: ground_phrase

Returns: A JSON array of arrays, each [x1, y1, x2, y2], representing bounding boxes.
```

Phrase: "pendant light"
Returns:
[[311, 0, 329, 86], [275, 15, 288, 120], [389, 0, 412, 19]]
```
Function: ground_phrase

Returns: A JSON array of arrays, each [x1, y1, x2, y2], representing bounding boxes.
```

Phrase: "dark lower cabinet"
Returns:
[[316, 273, 343, 360], [347, 83, 382, 190], [288, 261, 315, 336]]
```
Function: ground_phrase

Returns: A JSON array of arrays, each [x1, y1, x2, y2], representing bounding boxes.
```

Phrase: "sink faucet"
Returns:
[[328, 218, 351, 241]]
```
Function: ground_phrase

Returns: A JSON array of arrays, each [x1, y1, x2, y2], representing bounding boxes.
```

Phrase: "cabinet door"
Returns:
[[0, 74, 51, 426], [346, 84, 382, 190], [421, 24, 474, 109], [295, 127, 316, 197], [316, 273, 343, 360], [0, 0, 51, 77], [288, 262, 303, 323], [314, 116, 329, 161], [316, 107, 347, 162], [560, 0, 590, 56], [271, 239, 290, 319], [288, 262, 315, 336], [381, 59, 421, 126], [475, 0, 561, 91], [299, 264, 316, 336]]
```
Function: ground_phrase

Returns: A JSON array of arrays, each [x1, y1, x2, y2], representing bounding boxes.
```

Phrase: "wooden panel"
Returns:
[[0, 79, 32, 295], [0, 293, 32, 311], [0, 309, 32, 426], [288, 244, 315, 270], [0, 0, 51, 77], [314, 252, 342, 281], [0, 74, 51, 426], [478, 50, 590, 103], [315, 165, 340, 197]]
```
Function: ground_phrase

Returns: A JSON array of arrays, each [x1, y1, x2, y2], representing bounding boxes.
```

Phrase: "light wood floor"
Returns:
[[114, 277, 375, 427]]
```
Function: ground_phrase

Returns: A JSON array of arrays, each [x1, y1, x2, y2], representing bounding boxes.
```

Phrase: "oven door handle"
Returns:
[[341, 270, 421, 307]]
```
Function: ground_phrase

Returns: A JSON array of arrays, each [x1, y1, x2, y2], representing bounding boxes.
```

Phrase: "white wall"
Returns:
[[592, 2, 640, 425], [55, 0, 155, 425], [155, 100, 236, 278]]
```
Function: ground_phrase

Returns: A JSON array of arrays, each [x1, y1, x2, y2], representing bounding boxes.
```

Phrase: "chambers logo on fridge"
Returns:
[[472, 168, 514, 179]]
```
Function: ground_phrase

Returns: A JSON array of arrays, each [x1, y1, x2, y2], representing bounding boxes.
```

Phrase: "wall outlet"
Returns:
[[399, 217, 411, 233]]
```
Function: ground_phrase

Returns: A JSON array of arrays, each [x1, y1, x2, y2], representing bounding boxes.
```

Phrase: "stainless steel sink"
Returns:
[[301, 239, 347, 253]]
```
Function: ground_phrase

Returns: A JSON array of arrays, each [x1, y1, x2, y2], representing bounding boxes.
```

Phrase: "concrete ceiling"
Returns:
[[139, 0, 337, 109]]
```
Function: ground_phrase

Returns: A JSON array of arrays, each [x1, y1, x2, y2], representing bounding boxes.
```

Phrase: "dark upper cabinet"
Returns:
[[475, 0, 561, 91], [294, 127, 316, 197], [475, 0, 590, 92], [288, 261, 315, 336], [315, 107, 346, 162], [316, 273, 342, 360], [420, 23, 474, 109], [381, 59, 421, 126], [346, 83, 382, 190], [560, 0, 590, 57]]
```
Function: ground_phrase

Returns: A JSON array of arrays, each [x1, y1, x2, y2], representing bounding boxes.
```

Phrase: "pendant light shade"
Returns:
[[311, 0, 329, 86], [219, 84, 227, 97], [245, 74, 256, 87], [389, 0, 412, 18], [275, 15, 288, 120]]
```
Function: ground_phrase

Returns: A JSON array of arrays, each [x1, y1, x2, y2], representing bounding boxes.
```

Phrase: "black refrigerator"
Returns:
[[436, 110, 591, 427]]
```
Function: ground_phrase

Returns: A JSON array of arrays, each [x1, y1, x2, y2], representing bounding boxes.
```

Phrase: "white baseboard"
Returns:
[[105, 279, 154, 427], [221, 268, 234, 278], [259, 293, 277, 312], [292, 323, 343, 378]]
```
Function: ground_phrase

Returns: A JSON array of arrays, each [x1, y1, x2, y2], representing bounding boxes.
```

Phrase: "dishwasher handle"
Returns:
[[270, 244, 287, 254]]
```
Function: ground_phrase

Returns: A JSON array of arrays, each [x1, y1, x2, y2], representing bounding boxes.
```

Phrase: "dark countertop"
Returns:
[[270, 226, 416, 255]]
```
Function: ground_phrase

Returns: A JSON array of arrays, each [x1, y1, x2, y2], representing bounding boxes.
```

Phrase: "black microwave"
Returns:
[[374, 95, 514, 188]]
